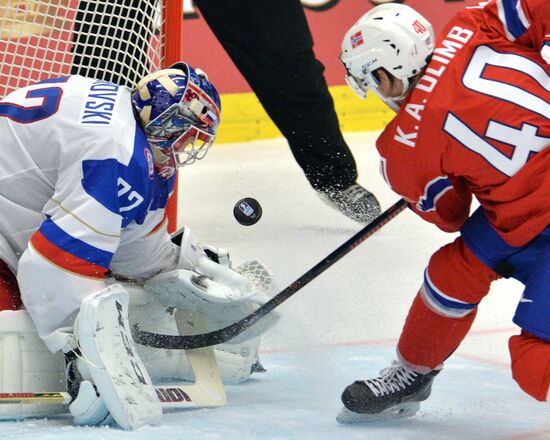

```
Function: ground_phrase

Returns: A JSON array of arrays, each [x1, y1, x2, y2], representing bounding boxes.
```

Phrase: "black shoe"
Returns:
[[338, 361, 440, 423], [318, 183, 381, 223]]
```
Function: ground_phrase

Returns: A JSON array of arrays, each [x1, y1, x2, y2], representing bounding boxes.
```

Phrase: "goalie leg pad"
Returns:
[[74, 284, 162, 430]]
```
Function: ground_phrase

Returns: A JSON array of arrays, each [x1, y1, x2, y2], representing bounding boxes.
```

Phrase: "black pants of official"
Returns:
[[194, 0, 358, 192]]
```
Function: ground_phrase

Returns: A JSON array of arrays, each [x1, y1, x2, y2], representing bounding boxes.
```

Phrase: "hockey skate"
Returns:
[[317, 183, 381, 224], [337, 361, 440, 424]]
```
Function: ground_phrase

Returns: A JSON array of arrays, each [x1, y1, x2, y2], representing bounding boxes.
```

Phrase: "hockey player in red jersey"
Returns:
[[337, 0, 550, 422]]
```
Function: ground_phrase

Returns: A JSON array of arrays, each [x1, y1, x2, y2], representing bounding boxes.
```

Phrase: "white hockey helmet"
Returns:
[[340, 3, 435, 103]]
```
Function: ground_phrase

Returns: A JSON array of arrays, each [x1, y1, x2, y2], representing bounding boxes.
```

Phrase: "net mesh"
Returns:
[[0, 0, 165, 98]]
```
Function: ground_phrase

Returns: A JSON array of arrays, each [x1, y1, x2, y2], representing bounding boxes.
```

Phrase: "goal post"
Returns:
[[0, 0, 183, 231]]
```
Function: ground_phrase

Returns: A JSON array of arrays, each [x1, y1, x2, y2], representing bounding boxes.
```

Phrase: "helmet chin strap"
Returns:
[[394, 77, 411, 102], [372, 75, 414, 112], [372, 88, 401, 112]]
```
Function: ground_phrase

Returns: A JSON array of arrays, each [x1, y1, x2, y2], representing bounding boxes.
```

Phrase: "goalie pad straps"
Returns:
[[74, 284, 162, 430]]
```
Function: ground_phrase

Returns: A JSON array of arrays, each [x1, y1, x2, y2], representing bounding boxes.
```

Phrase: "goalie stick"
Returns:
[[133, 198, 407, 350], [0, 310, 226, 410], [0, 384, 216, 409]]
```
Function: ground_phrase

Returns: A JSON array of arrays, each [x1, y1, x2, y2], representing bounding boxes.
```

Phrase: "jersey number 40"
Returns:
[[444, 45, 549, 177]]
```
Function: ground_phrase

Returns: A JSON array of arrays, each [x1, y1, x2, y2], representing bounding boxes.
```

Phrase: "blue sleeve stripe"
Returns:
[[416, 177, 453, 212], [39, 218, 113, 268], [499, 0, 528, 39]]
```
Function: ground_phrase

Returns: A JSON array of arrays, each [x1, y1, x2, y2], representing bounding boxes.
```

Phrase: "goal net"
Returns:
[[0, 0, 183, 98], [0, 0, 183, 230]]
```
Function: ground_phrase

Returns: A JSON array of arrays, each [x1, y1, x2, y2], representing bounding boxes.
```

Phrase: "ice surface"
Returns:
[[3, 133, 548, 439]]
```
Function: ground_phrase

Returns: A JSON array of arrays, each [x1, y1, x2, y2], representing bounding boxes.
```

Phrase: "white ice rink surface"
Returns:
[[3, 133, 549, 439]]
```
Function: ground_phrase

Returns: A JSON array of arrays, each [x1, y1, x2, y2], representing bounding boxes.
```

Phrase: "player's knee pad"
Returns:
[[0, 310, 66, 420], [404, 240, 487, 369], [425, 236, 498, 317], [509, 332, 550, 402]]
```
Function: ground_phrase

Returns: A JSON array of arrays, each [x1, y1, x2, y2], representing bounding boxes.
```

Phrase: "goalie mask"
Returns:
[[340, 4, 434, 109], [132, 62, 221, 178]]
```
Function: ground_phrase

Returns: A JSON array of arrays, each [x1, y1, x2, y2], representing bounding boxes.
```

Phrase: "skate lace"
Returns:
[[364, 361, 419, 397]]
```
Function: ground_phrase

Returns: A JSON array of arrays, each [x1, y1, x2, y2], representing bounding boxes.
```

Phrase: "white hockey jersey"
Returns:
[[0, 76, 179, 351]]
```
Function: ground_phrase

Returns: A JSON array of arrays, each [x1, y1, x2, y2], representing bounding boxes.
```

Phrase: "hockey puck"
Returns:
[[233, 197, 262, 226]]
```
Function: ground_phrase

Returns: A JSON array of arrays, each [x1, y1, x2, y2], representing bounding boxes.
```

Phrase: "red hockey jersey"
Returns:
[[376, 0, 550, 247]]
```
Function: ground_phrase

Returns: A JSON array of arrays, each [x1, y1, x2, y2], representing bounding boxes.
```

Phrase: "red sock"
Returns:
[[509, 331, 550, 401], [398, 292, 476, 370]]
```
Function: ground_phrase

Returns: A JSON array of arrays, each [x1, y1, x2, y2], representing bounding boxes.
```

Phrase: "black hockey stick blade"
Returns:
[[133, 198, 407, 350]]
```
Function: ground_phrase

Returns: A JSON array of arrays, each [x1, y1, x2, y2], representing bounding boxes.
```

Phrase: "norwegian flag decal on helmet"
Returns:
[[351, 31, 364, 49]]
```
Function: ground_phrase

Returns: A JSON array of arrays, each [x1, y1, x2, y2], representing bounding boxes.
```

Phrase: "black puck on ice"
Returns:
[[233, 197, 262, 226]]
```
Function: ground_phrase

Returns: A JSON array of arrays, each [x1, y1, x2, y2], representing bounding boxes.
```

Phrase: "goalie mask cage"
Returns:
[[0, 0, 183, 230], [0, 0, 183, 96]]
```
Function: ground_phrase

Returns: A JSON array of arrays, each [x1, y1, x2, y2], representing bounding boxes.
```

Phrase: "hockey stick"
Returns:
[[0, 392, 72, 405], [171, 309, 226, 407], [0, 384, 218, 409], [133, 198, 408, 350]]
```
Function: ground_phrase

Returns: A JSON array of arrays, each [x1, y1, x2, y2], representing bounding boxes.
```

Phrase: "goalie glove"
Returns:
[[173, 226, 208, 270], [142, 259, 279, 344], [172, 226, 232, 269], [196, 258, 266, 304], [202, 244, 231, 267], [146, 260, 267, 312]]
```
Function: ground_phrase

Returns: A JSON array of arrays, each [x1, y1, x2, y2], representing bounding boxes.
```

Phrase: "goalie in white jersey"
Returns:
[[0, 63, 277, 429]]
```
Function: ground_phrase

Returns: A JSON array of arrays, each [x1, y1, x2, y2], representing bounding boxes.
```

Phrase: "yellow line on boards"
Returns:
[[215, 85, 394, 144]]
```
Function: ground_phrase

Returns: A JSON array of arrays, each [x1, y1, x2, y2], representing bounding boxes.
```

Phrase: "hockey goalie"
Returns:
[[0, 62, 278, 429]]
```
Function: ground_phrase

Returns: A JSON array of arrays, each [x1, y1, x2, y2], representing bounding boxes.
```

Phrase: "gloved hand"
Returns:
[[194, 258, 267, 304], [169, 226, 267, 306], [173, 226, 232, 268]]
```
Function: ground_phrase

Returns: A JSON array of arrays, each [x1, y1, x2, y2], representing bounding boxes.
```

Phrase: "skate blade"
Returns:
[[336, 401, 420, 424]]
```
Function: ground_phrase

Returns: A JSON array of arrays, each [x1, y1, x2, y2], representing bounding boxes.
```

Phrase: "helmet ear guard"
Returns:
[[340, 4, 434, 105], [131, 62, 221, 178]]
